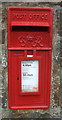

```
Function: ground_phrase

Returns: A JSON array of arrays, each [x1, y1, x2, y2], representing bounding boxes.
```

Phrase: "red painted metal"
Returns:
[[8, 7, 53, 109]]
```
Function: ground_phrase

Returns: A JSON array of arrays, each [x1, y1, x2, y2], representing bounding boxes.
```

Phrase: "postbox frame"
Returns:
[[8, 7, 53, 109]]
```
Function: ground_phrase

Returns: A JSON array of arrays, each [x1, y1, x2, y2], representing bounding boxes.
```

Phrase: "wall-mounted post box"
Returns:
[[8, 7, 53, 109]]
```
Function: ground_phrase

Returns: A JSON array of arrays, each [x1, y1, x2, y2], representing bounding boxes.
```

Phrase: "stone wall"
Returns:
[[0, 1, 61, 119]]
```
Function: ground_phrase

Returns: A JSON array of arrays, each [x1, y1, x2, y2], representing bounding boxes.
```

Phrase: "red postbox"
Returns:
[[8, 7, 53, 109]]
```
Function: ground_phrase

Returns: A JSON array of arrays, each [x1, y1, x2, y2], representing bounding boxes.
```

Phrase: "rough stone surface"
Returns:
[[0, 0, 62, 3], [0, 2, 61, 119]]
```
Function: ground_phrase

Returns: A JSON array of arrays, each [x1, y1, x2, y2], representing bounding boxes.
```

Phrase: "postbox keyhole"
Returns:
[[17, 77, 19, 80]]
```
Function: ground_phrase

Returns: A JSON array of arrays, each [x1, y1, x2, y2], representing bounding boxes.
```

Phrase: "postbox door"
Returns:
[[8, 50, 51, 109]]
